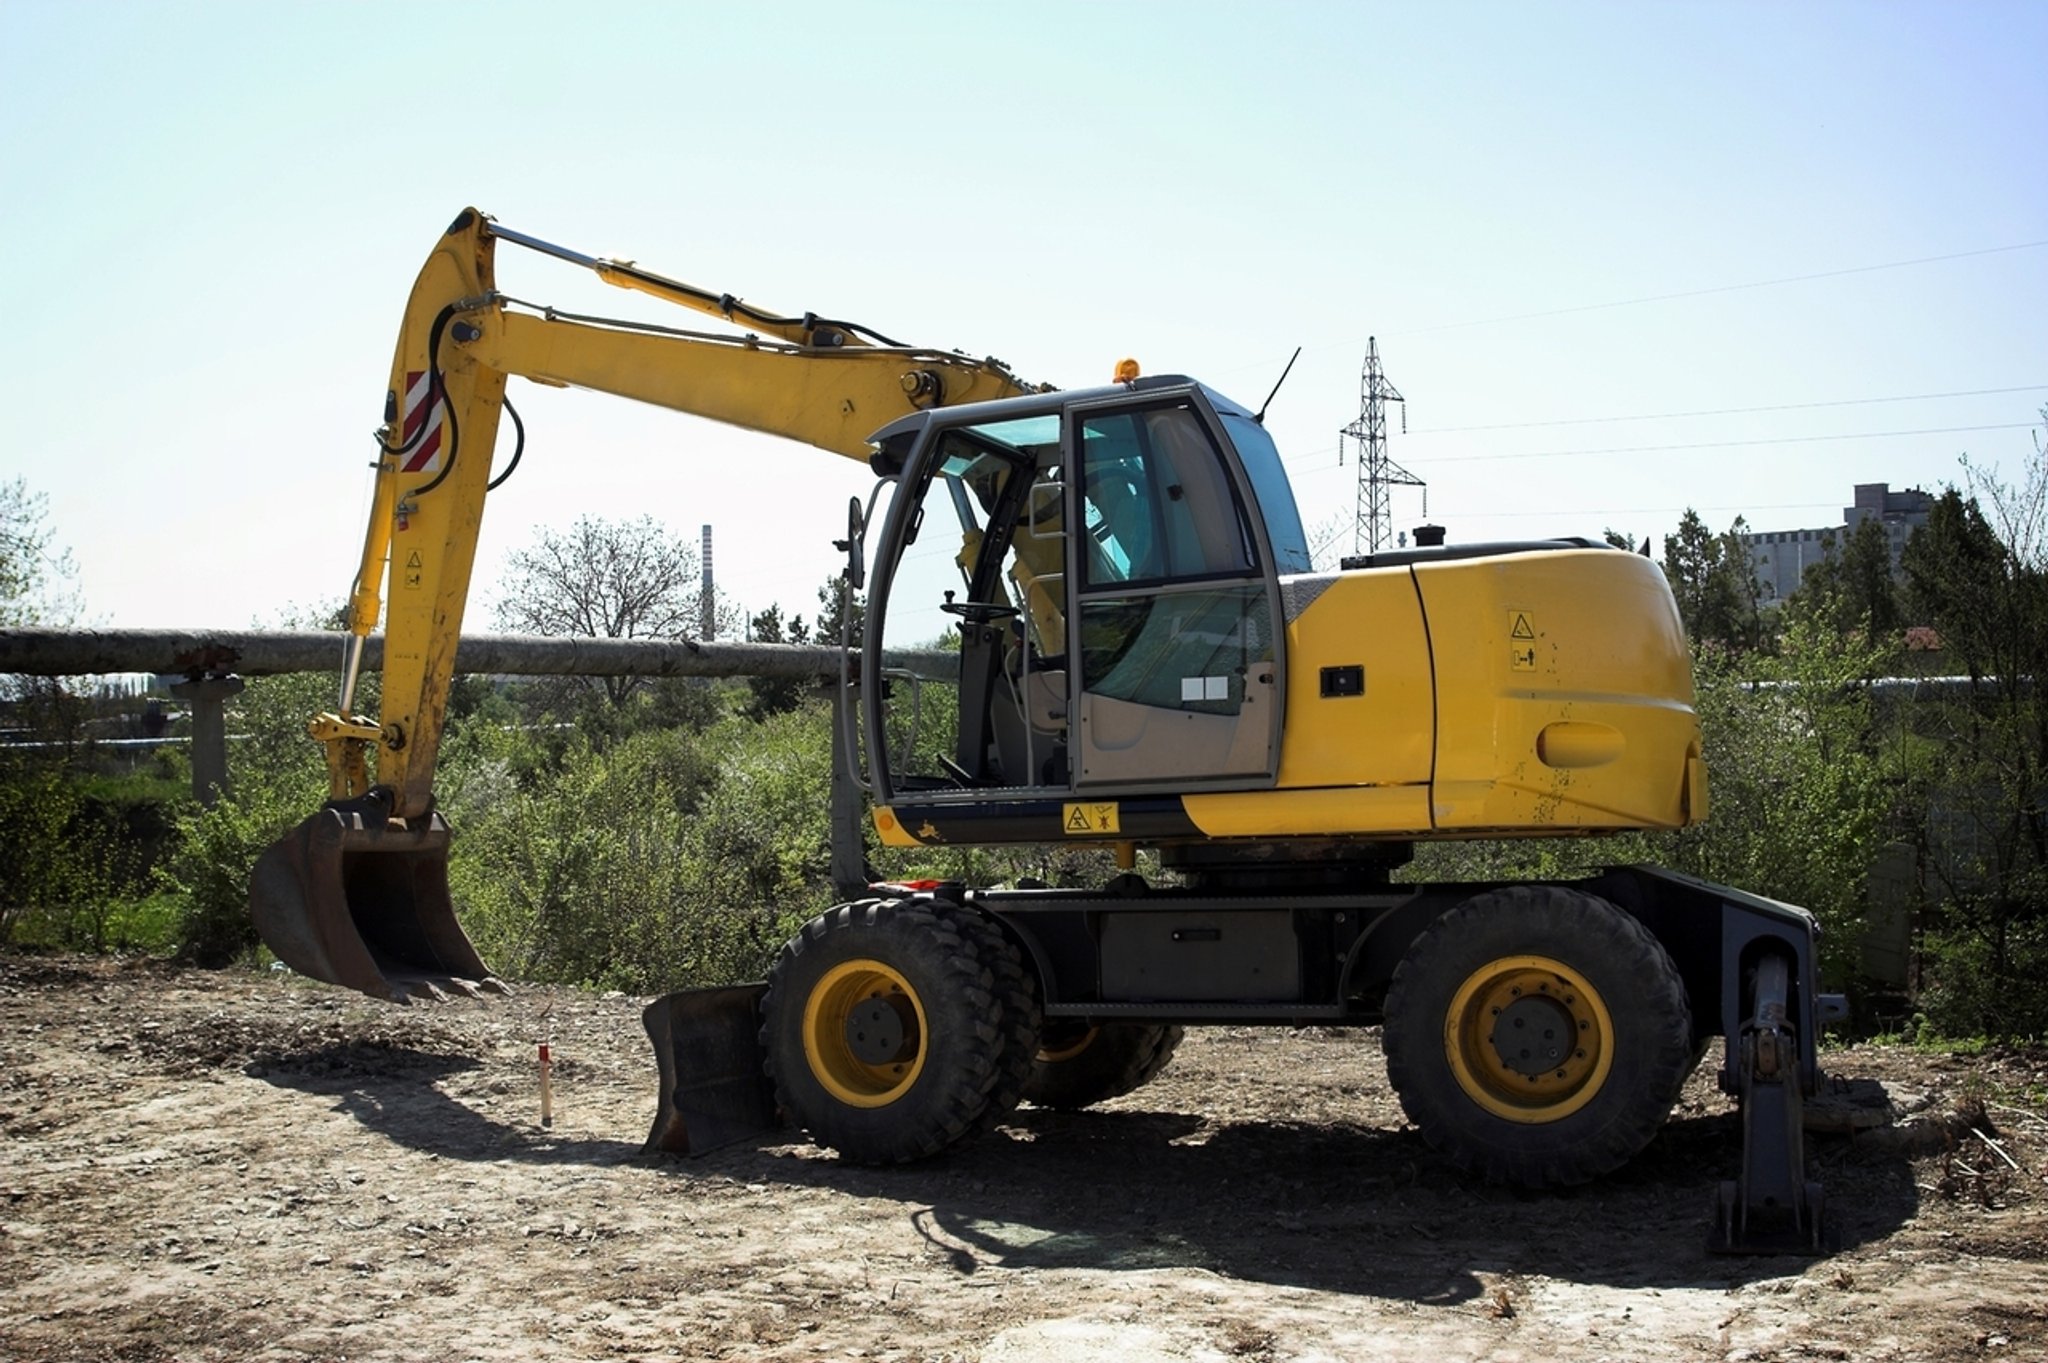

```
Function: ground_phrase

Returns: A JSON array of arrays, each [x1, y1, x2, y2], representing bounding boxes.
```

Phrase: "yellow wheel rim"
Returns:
[[802, 958, 929, 1108], [1036, 1024, 1098, 1064], [1442, 955, 1614, 1124]]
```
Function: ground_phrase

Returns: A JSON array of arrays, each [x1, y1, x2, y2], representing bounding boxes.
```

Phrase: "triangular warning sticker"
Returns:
[[405, 551, 424, 569], [1064, 806, 1093, 833], [1510, 612, 1535, 639]]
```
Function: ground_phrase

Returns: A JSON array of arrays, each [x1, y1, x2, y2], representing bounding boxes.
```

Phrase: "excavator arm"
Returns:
[[253, 207, 1035, 1002]]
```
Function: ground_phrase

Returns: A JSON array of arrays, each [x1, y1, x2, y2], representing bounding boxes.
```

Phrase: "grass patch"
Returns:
[[6, 891, 182, 954], [1863, 1016, 1996, 1055]]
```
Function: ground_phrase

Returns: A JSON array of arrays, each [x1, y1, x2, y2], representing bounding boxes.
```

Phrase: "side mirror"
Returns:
[[835, 495, 866, 591]]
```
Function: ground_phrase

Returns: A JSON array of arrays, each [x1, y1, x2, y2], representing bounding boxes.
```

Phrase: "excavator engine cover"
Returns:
[[250, 806, 504, 1003]]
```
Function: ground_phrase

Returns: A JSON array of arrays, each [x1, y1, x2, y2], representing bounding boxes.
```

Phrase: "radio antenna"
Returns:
[[1252, 346, 1303, 426]]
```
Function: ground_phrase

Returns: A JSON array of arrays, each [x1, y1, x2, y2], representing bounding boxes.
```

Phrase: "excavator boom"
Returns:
[[250, 208, 1034, 1006]]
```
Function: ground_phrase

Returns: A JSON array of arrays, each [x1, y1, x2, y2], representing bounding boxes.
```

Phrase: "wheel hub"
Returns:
[[1490, 995, 1574, 1077], [801, 958, 930, 1108], [1034, 1021, 1097, 1064], [844, 994, 917, 1065], [1443, 954, 1615, 1123]]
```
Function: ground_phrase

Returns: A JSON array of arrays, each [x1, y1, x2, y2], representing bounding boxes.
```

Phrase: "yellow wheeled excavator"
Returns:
[[251, 209, 1844, 1254]]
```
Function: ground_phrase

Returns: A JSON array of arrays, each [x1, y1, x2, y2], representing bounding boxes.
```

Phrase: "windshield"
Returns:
[[1221, 414, 1312, 574], [958, 413, 1060, 455]]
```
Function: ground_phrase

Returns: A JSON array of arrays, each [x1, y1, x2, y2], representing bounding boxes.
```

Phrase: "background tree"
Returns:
[[0, 485, 170, 953], [1897, 453, 2048, 1034], [812, 573, 865, 650], [0, 478, 80, 627], [742, 602, 813, 721], [1, 478, 87, 740], [1661, 510, 1763, 651], [1664, 616, 1901, 985], [1602, 528, 1654, 556], [492, 515, 742, 707], [1791, 515, 1902, 642]]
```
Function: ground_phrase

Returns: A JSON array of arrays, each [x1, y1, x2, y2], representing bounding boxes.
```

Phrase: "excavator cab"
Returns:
[[859, 376, 1311, 830]]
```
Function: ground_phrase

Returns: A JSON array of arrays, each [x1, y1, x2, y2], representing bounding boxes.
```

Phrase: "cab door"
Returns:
[[1065, 391, 1284, 789]]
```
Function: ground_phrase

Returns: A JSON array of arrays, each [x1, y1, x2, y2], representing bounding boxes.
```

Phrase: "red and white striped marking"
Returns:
[[400, 370, 443, 474]]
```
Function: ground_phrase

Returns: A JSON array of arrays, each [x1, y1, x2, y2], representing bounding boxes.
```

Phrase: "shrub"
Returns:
[[448, 718, 815, 993], [155, 672, 334, 965], [1917, 922, 2048, 1042], [0, 760, 138, 949]]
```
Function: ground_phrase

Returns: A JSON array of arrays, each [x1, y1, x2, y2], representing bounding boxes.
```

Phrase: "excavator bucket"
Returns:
[[250, 806, 506, 1004], [642, 984, 781, 1154]]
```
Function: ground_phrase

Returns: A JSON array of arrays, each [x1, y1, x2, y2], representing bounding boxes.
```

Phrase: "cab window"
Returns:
[[1078, 405, 1254, 588]]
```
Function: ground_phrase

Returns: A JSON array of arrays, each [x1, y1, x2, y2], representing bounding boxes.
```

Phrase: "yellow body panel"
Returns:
[[1274, 571, 1436, 789], [873, 806, 916, 848], [1188, 549, 1701, 842], [1183, 784, 1433, 838], [1184, 569, 1435, 838], [1420, 549, 1698, 832]]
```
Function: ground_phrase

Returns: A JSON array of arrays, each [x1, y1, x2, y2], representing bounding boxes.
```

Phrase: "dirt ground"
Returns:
[[2, 954, 2044, 1363]]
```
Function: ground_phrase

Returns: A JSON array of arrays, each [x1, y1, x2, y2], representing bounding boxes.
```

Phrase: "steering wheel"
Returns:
[[940, 592, 1020, 625]]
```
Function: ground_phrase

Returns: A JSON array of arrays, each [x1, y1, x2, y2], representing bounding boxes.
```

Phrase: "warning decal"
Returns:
[[1509, 611, 1536, 640], [1062, 802, 1120, 836], [403, 550, 424, 590], [400, 370, 444, 475]]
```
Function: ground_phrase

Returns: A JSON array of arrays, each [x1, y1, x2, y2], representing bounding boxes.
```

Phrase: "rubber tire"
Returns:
[[1022, 1022, 1185, 1110], [1381, 885, 1692, 1187], [938, 904, 1043, 1137], [761, 898, 1012, 1164]]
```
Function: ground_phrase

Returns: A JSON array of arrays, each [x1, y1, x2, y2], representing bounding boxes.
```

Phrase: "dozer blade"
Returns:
[[643, 984, 781, 1155], [250, 806, 508, 1004]]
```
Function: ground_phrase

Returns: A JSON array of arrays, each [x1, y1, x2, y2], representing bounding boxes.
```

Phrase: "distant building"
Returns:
[[1740, 483, 1936, 603]]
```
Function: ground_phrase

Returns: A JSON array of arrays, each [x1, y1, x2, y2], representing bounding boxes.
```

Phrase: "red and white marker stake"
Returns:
[[539, 1042, 554, 1129]]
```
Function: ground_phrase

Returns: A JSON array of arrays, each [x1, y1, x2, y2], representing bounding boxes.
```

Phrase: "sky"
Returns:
[[2, 0, 2043, 637]]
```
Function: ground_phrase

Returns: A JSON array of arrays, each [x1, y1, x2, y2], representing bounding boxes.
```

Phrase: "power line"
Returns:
[[1389, 238, 2048, 337], [1423, 421, 2036, 465], [1206, 237, 2048, 388], [1478, 501, 1848, 520], [1406, 384, 2048, 436], [1278, 414, 2036, 473]]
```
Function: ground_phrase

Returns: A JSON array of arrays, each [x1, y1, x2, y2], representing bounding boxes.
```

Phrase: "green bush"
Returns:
[[447, 714, 822, 993], [161, 789, 306, 966], [1656, 622, 1901, 986], [0, 760, 142, 950], [155, 672, 334, 965], [1916, 921, 2048, 1042]]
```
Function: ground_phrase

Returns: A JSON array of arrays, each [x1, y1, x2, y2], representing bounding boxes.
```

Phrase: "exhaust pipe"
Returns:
[[250, 804, 506, 1003]]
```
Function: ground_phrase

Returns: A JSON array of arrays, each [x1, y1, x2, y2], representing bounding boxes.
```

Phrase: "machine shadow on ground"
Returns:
[[249, 1042, 1920, 1302], [726, 1107, 1919, 1297], [250, 1043, 645, 1168]]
